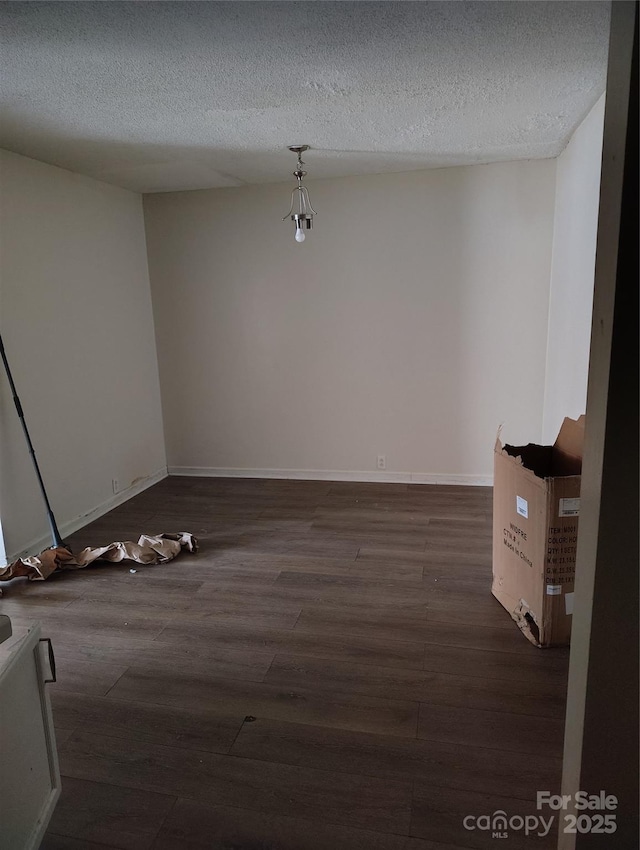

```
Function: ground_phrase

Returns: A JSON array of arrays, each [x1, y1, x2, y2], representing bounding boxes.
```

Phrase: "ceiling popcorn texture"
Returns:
[[0, 1, 611, 193]]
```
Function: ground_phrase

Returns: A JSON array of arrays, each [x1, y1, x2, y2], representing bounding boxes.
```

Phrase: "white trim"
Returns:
[[0, 517, 7, 569], [167, 466, 493, 487], [5, 467, 168, 564]]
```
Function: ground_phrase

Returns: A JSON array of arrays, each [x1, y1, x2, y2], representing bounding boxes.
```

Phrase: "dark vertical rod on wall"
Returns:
[[0, 333, 66, 549]]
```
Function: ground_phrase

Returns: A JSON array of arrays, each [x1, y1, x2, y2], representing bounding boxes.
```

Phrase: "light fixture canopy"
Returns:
[[283, 145, 316, 242]]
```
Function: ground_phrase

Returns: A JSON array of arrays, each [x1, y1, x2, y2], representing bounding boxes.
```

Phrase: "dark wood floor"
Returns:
[[2, 477, 569, 850]]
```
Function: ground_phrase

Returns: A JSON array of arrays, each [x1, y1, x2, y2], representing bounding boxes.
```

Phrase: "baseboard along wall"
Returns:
[[168, 466, 493, 487]]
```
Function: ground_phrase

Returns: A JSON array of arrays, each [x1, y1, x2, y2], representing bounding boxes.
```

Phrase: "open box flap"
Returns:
[[553, 415, 585, 476]]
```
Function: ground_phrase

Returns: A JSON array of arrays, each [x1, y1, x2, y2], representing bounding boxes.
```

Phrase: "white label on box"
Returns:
[[546, 584, 562, 595], [559, 497, 580, 517], [565, 592, 575, 615], [516, 496, 529, 519]]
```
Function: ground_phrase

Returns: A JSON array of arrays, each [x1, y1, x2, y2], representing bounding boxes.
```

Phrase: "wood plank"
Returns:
[[53, 727, 76, 748], [177, 594, 303, 630], [192, 552, 358, 569], [153, 798, 408, 850], [0, 577, 85, 603], [41, 834, 122, 849], [152, 515, 315, 537], [53, 657, 128, 697], [427, 518, 494, 533], [45, 776, 175, 850], [410, 784, 557, 849], [357, 547, 492, 575], [421, 571, 492, 593], [420, 619, 542, 654], [192, 583, 432, 613], [425, 534, 492, 554], [181, 608, 303, 630], [424, 592, 519, 630], [323, 490, 486, 509], [311, 508, 432, 534], [355, 547, 432, 565], [293, 604, 435, 645], [280, 557, 426, 581], [264, 655, 566, 718], [417, 703, 565, 758], [295, 604, 448, 642], [10, 606, 176, 641], [273, 570, 434, 603], [422, 642, 568, 685], [327, 483, 411, 497], [58, 732, 413, 835], [425, 546, 492, 566], [402, 840, 474, 850], [117, 561, 283, 581], [294, 604, 529, 647], [230, 717, 562, 801], [7, 611, 173, 644], [0, 600, 79, 623], [189, 571, 283, 594], [154, 620, 425, 670], [51, 690, 244, 754], [53, 634, 274, 682], [201, 551, 425, 581], [195, 535, 362, 559], [63, 586, 201, 614], [191, 584, 432, 621], [69, 576, 204, 593], [107, 667, 419, 738]]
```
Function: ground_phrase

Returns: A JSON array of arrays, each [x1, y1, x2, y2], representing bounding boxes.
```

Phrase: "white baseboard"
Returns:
[[6, 467, 168, 564], [167, 466, 493, 487]]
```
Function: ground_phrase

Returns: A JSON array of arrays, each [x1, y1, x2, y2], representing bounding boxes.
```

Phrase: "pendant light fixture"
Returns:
[[282, 145, 316, 243]]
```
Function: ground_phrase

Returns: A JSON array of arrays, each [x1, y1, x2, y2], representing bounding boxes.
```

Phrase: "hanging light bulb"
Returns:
[[282, 145, 316, 243]]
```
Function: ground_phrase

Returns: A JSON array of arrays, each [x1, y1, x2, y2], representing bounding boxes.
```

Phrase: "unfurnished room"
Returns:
[[0, 2, 637, 850]]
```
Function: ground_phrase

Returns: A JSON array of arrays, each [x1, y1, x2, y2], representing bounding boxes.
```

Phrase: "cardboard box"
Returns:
[[492, 416, 584, 647]]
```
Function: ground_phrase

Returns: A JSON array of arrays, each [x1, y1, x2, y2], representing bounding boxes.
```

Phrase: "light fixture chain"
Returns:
[[283, 145, 315, 242]]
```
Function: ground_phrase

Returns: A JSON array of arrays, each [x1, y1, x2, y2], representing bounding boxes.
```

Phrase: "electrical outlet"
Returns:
[[377, 455, 386, 470], [112, 478, 119, 495]]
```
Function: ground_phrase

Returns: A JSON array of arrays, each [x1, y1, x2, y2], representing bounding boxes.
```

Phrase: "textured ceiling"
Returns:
[[0, 1, 611, 193]]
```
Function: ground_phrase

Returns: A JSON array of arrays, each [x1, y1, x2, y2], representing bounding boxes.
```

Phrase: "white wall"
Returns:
[[144, 160, 556, 483], [542, 95, 605, 443], [0, 150, 166, 561]]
